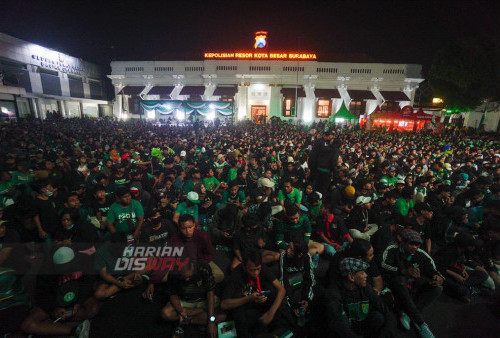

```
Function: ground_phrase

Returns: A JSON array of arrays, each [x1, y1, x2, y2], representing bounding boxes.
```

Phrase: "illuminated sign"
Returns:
[[254, 31, 268, 49], [203, 52, 317, 60]]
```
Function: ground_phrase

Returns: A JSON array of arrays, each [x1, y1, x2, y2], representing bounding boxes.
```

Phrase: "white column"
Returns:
[[332, 98, 343, 114], [237, 85, 248, 120], [33, 98, 42, 119], [301, 84, 315, 123], [269, 86, 281, 118], [371, 88, 384, 107], [83, 82, 91, 99], [114, 94, 123, 118], [204, 83, 216, 100], [60, 73, 70, 97], [337, 86, 350, 107], [170, 85, 183, 100], [29, 71, 43, 94]]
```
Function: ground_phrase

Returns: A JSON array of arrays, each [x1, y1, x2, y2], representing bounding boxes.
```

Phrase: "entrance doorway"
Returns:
[[251, 105, 267, 124]]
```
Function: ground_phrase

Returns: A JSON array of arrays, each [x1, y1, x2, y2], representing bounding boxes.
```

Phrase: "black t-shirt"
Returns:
[[140, 220, 177, 244], [406, 218, 431, 240], [32, 197, 59, 234], [90, 198, 113, 217], [233, 228, 266, 253], [166, 261, 215, 302], [222, 264, 277, 308], [53, 221, 98, 245]]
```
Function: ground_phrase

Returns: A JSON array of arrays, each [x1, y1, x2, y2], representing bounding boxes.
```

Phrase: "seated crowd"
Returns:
[[0, 118, 499, 338]]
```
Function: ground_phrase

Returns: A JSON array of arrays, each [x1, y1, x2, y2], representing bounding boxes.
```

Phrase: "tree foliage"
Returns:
[[429, 37, 500, 111]]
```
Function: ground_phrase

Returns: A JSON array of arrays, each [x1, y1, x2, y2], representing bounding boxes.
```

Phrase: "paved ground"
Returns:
[[89, 252, 500, 337]]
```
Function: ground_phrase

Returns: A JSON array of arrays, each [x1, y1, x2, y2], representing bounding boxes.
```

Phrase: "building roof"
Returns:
[[348, 90, 376, 101], [380, 91, 410, 101], [213, 86, 237, 96], [179, 86, 205, 96], [119, 86, 145, 95], [281, 87, 306, 98], [315, 88, 341, 99], [148, 86, 174, 96]]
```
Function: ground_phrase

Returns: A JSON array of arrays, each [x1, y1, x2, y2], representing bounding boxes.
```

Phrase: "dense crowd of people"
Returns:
[[0, 117, 499, 338]]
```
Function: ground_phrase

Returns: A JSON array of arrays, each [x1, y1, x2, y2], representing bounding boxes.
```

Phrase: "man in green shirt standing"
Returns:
[[106, 187, 144, 242]]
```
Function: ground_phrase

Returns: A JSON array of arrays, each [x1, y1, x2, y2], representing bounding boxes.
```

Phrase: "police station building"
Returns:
[[109, 32, 425, 124]]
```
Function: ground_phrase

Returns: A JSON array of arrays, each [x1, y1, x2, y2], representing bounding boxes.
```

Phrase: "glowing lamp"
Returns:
[[176, 109, 185, 121]]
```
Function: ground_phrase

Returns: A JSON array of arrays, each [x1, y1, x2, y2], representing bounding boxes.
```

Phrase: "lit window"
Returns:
[[283, 98, 295, 117], [316, 99, 331, 117]]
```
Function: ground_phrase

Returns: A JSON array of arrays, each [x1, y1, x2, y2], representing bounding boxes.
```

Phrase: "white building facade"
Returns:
[[109, 58, 424, 123], [0, 32, 111, 120]]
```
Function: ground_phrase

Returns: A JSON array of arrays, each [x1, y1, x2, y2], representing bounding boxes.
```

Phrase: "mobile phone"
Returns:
[[260, 290, 271, 295], [64, 309, 73, 317]]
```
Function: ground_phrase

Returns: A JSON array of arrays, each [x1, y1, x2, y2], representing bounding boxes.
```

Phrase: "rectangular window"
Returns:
[[349, 100, 366, 117], [381, 101, 399, 112], [283, 98, 295, 117], [316, 99, 331, 118]]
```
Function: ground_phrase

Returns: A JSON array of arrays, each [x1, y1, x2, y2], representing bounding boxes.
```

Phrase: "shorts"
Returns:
[[179, 295, 220, 309]]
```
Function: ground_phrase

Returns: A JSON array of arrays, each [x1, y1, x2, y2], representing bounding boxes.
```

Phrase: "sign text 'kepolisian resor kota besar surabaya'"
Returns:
[[203, 52, 317, 60]]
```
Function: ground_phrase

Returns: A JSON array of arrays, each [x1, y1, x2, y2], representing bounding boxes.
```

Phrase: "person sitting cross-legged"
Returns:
[[381, 229, 443, 337], [276, 205, 324, 259], [221, 250, 287, 337], [21, 246, 99, 337], [231, 213, 280, 269], [161, 259, 226, 338], [325, 257, 396, 337]]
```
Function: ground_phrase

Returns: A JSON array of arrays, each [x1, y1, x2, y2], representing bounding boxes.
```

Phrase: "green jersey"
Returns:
[[175, 202, 198, 220], [394, 198, 414, 217], [278, 187, 302, 204], [107, 200, 144, 233], [203, 176, 220, 192]]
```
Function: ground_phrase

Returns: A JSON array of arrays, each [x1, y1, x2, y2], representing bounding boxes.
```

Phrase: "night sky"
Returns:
[[0, 0, 498, 73]]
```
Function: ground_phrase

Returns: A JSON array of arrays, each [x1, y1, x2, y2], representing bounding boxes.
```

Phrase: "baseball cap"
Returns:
[[180, 150, 187, 157], [187, 191, 200, 203], [355, 196, 372, 205], [260, 178, 275, 188], [396, 179, 405, 185], [400, 228, 423, 244], [53, 246, 75, 265], [130, 187, 139, 193], [340, 258, 369, 276]]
